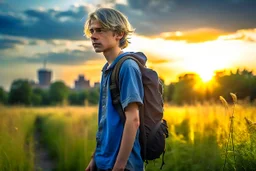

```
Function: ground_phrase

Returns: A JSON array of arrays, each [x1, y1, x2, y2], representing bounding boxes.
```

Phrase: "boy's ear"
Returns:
[[115, 31, 124, 41]]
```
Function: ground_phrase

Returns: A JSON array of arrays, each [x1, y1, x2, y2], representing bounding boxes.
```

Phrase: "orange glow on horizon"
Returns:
[[57, 28, 256, 88], [158, 28, 226, 43]]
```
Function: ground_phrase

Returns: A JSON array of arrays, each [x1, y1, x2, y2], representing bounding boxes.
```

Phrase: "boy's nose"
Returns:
[[90, 31, 99, 39], [91, 36, 97, 41]]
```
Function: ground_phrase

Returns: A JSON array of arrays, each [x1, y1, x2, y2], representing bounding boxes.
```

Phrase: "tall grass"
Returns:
[[0, 104, 256, 171], [0, 106, 35, 171], [147, 103, 256, 171], [219, 94, 256, 171], [36, 106, 98, 170]]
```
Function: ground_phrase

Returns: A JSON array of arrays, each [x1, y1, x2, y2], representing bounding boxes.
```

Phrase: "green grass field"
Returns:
[[0, 103, 256, 171]]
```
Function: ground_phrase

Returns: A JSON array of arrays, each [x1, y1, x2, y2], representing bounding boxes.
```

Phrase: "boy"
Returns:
[[84, 8, 146, 171]]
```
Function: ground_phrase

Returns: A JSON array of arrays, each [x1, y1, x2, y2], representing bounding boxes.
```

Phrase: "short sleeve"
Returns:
[[118, 59, 144, 110]]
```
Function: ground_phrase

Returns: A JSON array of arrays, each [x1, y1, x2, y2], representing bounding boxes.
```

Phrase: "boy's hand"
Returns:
[[85, 158, 96, 171]]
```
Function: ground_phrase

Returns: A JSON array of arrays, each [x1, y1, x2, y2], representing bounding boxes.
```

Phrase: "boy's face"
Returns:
[[89, 19, 121, 53]]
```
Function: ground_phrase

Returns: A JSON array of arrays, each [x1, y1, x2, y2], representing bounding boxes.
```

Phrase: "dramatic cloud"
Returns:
[[32, 49, 102, 65], [28, 40, 40, 45], [55, 6, 88, 19], [0, 49, 102, 65], [1, 0, 255, 41], [0, 6, 88, 40], [158, 28, 226, 43], [219, 29, 256, 42], [148, 58, 171, 64], [0, 38, 25, 49], [115, 0, 256, 35]]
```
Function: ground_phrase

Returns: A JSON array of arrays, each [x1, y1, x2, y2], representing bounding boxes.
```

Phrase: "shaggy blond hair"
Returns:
[[84, 8, 134, 49]]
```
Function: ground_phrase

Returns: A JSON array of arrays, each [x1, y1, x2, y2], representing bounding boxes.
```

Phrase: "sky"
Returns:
[[0, 0, 256, 90]]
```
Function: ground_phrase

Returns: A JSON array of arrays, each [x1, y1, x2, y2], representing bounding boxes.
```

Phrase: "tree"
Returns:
[[164, 83, 175, 102], [68, 92, 79, 105], [31, 88, 45, 106], [213, 69, 256, 102], [8, 79, 33, 105], [49, 81, 69, 105], [0, 87, 8, 104], [172, 74, 200, 105], [68, 90, 88, 105], [88, 88, 100, 105]]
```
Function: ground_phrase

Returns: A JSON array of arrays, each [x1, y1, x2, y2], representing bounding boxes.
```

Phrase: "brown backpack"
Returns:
[[110, 52, 169, 169]]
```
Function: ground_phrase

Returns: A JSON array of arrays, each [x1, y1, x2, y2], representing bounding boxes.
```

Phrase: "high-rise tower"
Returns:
[[37, 60, 52, 88]]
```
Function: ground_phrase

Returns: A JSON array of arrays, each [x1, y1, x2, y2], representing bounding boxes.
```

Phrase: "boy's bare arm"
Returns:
[[113, 102, 140, 171]]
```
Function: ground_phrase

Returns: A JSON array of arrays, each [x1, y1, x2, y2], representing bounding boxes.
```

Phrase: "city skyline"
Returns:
[[34, 64, 99, 90], [2, 61, 99, 91], [1, 0, 256, 90]]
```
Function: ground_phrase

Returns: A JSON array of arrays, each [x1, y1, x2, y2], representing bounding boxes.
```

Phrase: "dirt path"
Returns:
[[34, 117, 56, 171]]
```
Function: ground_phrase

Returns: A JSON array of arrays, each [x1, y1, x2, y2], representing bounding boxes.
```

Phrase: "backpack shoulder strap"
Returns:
[[110, 55, 142, 123], [110, 55, 147, 160]]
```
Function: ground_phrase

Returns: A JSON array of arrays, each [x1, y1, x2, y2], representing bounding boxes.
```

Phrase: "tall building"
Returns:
[[37, 60, 52, 89], [74, 75, 90, 90]]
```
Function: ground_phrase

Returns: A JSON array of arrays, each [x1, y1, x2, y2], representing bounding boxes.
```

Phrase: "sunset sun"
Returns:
[[197, 70, 214, 82]]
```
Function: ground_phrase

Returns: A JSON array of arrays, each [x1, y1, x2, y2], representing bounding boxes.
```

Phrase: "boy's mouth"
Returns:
[[93, 43, 101, 47]]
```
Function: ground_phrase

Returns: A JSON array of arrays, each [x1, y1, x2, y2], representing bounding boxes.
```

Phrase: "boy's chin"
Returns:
[[94, 48, 103, 53]]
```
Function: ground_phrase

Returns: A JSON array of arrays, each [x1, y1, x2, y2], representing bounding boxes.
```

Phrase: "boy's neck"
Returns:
[[103, 47, 123, 66]]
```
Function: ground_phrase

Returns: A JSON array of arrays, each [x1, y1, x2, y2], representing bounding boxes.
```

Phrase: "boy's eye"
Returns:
[[95, 28, 103, 32], [89, 28, 105, 34]]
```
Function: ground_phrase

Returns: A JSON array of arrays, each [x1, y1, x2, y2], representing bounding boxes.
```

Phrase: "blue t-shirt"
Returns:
[[94, 52, 144, 171]]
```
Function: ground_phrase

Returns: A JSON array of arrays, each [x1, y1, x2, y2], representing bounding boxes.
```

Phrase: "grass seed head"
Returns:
[[230, 93, 237, 104], [219, 96, 229, 109], [245, 117, 256, 133]]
